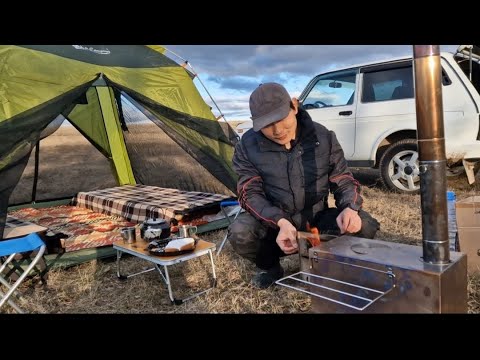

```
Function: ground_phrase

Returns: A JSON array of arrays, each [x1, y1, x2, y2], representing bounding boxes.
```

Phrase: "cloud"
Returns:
[[207, 76, 259, 92], [203, 93, 251, 120], [166, 45, 459, 82], [165, 45, 460, 119]]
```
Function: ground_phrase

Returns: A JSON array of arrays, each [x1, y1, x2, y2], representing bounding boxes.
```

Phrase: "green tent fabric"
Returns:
[[0, 45, 238, 239]]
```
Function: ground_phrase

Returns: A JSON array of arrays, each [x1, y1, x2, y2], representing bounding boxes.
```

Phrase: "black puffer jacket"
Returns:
[[233, 108, 362, 230]]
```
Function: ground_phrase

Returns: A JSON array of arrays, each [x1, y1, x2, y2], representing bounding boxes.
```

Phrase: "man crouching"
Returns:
[[227, 82, 380, 289]]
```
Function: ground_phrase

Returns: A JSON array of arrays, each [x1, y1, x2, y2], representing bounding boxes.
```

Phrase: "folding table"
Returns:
[[113, 237, 217, 305]]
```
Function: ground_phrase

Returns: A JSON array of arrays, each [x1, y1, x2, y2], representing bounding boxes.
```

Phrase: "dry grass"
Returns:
[[5, 127, 480, 314]]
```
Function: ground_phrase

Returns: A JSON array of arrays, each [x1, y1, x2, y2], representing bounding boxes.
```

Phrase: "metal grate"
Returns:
[[276, 259, 396, 311]]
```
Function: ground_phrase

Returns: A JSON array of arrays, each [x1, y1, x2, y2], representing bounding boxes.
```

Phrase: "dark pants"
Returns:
[[227, 208, 380, 270]]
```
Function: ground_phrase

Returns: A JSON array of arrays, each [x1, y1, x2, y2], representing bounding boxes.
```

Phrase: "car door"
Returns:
[[300, 68, 358, 157], [354, 61, 417, 162]]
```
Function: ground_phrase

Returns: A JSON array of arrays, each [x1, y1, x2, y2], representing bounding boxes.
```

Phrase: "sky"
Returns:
[[164, 45, 459, 121]]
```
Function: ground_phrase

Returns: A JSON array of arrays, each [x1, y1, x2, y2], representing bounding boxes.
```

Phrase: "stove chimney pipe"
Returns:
[[413, 45, 450, 264]]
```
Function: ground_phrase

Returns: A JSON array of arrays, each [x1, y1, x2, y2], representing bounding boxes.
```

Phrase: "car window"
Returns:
[[302, 69, 357, 109], [361, 65, 414, 102]]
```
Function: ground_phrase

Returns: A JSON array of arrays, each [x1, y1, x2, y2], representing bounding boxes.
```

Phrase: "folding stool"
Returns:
[[0, 233, 46, 313]]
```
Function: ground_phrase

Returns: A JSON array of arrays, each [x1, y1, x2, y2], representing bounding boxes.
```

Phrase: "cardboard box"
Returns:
[[456, 196, 480, 274], [456, 196, 480, 228]]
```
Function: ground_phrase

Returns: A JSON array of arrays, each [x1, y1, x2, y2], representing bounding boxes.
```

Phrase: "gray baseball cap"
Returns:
[[249, 82, 292, 131]]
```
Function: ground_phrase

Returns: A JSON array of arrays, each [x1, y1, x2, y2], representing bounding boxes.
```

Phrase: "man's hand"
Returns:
[[336, 207, 362, 234], [276, 218, 298, 254]]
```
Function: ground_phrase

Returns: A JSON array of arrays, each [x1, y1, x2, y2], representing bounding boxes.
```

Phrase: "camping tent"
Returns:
[[0, 45, 239, 239]]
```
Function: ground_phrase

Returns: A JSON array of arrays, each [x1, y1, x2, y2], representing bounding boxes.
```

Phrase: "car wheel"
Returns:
[[379, 139, 420, 194]]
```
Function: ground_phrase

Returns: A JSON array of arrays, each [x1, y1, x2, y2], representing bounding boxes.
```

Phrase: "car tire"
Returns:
[[379, 139, 420, 194]]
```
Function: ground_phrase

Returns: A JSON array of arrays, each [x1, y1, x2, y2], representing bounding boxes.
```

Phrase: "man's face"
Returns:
[[260, 101, 298, 146]]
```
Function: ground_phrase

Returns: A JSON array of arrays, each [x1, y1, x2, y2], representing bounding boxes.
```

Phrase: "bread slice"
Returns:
[[164, 237, 195, 252]]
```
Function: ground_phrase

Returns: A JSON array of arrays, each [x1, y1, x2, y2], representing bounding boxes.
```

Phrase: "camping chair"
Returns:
[[0, 233, 46, 313], [217, 200, 242, 255]]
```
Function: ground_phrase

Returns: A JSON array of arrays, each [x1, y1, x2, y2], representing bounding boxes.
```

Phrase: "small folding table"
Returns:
[[113, 237, 217, 305]]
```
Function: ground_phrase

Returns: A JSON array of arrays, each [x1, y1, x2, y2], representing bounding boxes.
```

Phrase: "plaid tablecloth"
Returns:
[[72, 184, 233, 223]]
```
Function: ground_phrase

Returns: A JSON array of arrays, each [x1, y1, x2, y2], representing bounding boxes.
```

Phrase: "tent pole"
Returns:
[[31, 141, 40, 203]]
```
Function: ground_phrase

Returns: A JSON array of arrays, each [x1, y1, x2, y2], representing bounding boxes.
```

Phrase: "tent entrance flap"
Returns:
[[118, 92, 237, 193], [97, 86, 136, 185]]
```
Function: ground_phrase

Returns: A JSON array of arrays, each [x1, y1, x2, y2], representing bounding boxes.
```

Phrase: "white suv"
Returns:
[[237, 46, 480, 194]]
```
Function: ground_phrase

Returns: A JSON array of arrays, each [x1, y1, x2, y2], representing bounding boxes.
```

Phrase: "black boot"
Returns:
[[251, 263, 284, 289]]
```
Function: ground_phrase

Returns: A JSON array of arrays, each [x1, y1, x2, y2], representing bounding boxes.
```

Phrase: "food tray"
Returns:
[[145, 237, 197, 257]]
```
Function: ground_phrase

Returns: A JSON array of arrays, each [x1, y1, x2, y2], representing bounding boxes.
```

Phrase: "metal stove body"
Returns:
[[302, 235, 467, 313]]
